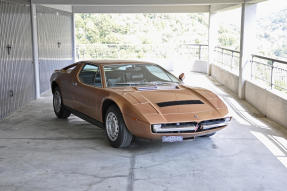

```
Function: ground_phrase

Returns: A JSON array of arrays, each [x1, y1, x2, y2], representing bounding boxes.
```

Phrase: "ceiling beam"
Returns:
[[32, 0, 267, 14], [210, 4, 240, 13], [72, 5, 209, 13], [41, 4, 72, 12], [209, 0, 265, 13], [32, 0, 246, 5]]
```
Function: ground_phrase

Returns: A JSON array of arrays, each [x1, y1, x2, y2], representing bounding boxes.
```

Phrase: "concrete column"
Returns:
[[208, 11, 218, 76], [30, 4, 40, 99], [238, 3, 257, 99], [71, 13, 76, 63]]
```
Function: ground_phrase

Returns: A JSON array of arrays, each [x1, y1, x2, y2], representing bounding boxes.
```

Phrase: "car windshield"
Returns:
[[103, 64, 180, 87]]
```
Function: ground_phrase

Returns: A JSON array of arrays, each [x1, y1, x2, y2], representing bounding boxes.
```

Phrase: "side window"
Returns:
[[78, 64, 102, 87]]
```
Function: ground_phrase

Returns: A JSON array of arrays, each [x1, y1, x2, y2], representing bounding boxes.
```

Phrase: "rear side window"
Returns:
[[66, 65, 76, 73], [78, 64, 102, 88], [63, 64, 77, 73]]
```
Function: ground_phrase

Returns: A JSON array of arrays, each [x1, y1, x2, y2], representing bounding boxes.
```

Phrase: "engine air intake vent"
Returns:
[[157, 100, 204, 107]]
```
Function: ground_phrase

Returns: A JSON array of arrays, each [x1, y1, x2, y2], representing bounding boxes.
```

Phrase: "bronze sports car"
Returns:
[[50, 60, 231, 147]]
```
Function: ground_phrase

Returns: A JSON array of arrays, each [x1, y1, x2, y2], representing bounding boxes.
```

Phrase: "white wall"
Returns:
[[191, 60, 208, 73], [210, 64, 287, 129], [165, 59, 208, 77], [245, 81, 287, 128], [211, 64, 239, 94]]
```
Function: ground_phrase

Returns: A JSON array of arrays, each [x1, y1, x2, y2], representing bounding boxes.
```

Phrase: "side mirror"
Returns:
[[179, 73, 185, 81]]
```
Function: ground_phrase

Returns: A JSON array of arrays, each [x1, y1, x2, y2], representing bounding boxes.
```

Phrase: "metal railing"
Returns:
[[76, 43, 208, 61], [251, 55, 287, 92], [178, 44, 208, 61], [214, 46, 287, 93], [76, 43, 287, 93], [214, 46, 240, 74]]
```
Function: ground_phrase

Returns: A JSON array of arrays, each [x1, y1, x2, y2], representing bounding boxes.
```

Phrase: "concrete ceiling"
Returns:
[[34, 0, 266, 13], [72, 5, 210, 13], [31, 0, 264, 5]]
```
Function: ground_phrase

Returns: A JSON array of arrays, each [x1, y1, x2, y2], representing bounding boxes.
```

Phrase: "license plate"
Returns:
[[162, 136, 183, 143]]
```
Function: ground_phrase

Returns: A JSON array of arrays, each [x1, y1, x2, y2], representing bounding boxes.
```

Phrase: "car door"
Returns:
[[58, 64, 79, 109], [73, 63, 103, 120]]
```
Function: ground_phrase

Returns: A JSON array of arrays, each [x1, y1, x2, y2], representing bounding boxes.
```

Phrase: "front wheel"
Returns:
[[105, 105, 133, 148], [53, 87, 71, 119]]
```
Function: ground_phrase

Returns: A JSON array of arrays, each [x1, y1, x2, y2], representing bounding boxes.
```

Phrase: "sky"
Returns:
[[257, 0, 287, 17]]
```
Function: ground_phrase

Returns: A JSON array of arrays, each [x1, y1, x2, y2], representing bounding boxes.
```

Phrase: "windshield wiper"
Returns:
[[148, 81, 178, 85], [114, 82, 149, 86], [113, 81, 178, 87]]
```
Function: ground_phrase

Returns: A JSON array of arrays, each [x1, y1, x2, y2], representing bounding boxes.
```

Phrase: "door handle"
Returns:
[[72, 82, 77, 86]]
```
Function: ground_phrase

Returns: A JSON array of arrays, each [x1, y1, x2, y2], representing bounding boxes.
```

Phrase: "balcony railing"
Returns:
[[251, 55, 287, 92], [76, 44, 287, 93], [76, 43, 208, 61], [214, 46, 287, 93], [178, 44, 208, 61], [214, 46, 240, 74]]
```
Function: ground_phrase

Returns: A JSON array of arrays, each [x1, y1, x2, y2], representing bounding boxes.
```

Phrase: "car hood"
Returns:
[[111, 85, 228, 124]]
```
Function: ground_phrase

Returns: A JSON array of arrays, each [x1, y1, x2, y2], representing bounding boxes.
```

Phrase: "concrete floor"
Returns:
[[1, 73, 287, 191]]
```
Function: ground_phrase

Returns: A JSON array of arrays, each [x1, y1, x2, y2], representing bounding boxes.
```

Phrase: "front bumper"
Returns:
[[147, 126, 227, 139], [124, 115, 231, 139], [152, 117, 231, 134]]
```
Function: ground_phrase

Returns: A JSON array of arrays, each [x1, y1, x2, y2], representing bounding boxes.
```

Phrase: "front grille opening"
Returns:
[[152, 122, 198, 133], [161, 122, 197, 128], [152, 129, 197, 134], [199, 118, 226, 126], [152, 118, 227, 134]]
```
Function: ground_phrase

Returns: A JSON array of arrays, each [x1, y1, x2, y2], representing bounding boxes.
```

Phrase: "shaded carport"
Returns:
[[1, 0, 287, 190], [1, 73, 287, 191], [0, 0, 274, 120], [30, 0, 287, 130]]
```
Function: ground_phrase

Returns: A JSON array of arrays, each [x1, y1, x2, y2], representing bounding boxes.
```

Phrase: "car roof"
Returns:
[[79, 60, 156, 65]]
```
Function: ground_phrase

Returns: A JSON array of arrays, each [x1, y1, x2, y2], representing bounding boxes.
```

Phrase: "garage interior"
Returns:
[[1, 0, 287, 191]]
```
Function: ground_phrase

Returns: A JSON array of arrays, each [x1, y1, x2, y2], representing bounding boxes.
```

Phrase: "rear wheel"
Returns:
[[53, 87, 71, 119], [105, 105, 133, 148]]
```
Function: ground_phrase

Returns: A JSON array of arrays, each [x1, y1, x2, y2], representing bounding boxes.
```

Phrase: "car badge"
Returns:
[[195, 123, 200, 131], [194, 114, 198, 119]]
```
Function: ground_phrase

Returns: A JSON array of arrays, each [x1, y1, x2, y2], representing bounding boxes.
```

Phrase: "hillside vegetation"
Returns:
[[75, 11, 287, 61], [257, 9, 287, 60]]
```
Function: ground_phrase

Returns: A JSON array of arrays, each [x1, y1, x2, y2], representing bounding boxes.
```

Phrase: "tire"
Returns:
[[105, 105, 133, 148], [53, 87, 71, 119], [199, 132, 216, 137]]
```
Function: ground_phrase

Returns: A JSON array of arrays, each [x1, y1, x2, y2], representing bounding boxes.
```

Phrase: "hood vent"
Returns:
[[157, 100, 204, 107]]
